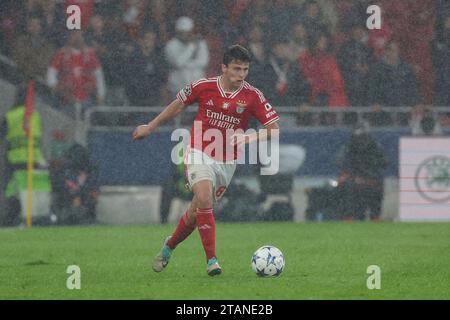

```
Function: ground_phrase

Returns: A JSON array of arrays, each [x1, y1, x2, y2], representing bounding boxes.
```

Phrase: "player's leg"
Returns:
[[153, 152, 215, 273], [192, 179, 222, 276], [152, 195, 198, 273], [165, 195, 198, 250]]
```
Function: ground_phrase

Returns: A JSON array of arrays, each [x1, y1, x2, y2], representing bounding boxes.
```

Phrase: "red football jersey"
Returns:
[[51, 48, 100, 102], [177, 76, 279, 161]]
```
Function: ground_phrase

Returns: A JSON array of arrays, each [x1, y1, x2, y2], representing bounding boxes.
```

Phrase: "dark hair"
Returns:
[[223, 44, 251, 66]]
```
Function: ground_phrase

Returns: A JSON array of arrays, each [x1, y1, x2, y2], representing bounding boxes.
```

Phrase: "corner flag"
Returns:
[[23, 80, 35, 136]]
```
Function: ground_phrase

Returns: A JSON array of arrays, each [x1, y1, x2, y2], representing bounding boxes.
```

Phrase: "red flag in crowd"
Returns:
[[22, 80, 35, 137]]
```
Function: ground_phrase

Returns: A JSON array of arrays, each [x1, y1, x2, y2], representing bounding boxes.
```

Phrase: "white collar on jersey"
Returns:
[[217, 76, 244, 99]]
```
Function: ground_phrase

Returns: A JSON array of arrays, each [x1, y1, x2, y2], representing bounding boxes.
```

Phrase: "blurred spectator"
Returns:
[[300, 0, 329, 38], [380, 0, 436, 104], [337, 24, 374, 107], [0, 0, 22, 56], [199, 1, 235, 77], [223, 0, 252, 45], [146, 0, 171, 43], [263, 0, 299, 44], [124, 27, 168, 106], [367, 22, 393, 60], [49, 129, 72, 169], [299, 31, 349, 107], [336, 125, 388, 221], [12, 16, 55, 81], [50, 143, 99, 225], [368, 41, 419, 108], [410, 105, 443, 136], [42, 1, 67, 47], [85, 15, 108, 60], [264, 39, 309, 107], [236, 1, 269, 39], [245, 25, 268, 94], [122, 0, 149, 39], [23, 0, 64, 47], [246, 24, 266, 65], [85, 14, 129, 106], [288, 22, 309, 62], [433, 15, 450, 107], [20, 0, 47, 29], [338, 0, 392, 59], [101, 13, 136, 106], [46, 31, 106, 116], [360, 4, 393, 59], [366, 104, 393, 127], [164, 16, 209, 98]]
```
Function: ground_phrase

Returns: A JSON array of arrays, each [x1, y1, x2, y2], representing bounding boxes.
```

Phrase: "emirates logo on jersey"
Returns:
[[206, 109, 241, 129]]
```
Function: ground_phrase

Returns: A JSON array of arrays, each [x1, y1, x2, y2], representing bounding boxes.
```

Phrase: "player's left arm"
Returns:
[[232, 120, 279, 147], [245, 120, 279, 144], [261, 120, 280, 141], [245, 96, 280, 144]]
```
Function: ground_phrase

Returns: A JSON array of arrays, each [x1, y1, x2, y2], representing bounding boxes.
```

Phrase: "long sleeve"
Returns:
[[165, 39, 209, 70], [189, 40, 209, 69], [165, 40, 197, 69]]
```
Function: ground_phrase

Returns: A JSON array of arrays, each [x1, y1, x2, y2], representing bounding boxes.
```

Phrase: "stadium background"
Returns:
[[1, 0, 449, 224], [0, 0, 449, 301]]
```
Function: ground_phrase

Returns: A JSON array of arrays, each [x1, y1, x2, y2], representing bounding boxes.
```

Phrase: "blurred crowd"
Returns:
[[1, 0, 450, 127]]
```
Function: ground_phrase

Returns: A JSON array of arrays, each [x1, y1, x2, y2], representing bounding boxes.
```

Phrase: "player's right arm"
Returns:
[[132, 98, 185, 140]]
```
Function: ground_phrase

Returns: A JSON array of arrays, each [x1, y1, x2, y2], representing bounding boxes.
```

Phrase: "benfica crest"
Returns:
[[236, 105, 245, 114], [236, 100, 246, 114]]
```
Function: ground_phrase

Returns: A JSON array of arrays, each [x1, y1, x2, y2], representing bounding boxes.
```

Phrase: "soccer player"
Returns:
[[132, 45, 280, 276]]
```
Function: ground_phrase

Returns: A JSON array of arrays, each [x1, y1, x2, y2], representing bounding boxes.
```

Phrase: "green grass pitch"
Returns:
[[0, 222, 449, 299]]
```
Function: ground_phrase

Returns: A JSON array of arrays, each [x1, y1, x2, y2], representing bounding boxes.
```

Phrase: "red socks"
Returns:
[[166, 211, 196, 250], [166, 208, 217, 262], [196, 208, 216, 261]]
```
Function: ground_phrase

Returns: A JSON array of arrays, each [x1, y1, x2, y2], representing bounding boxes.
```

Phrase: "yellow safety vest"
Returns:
[[5, 106, 43, 165]]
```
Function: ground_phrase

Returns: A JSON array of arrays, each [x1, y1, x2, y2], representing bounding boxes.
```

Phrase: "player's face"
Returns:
[[222, 60, 250, 88]]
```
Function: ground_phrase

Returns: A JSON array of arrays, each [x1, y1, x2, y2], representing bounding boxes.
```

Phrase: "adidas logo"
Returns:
[[206, 99, 214, 106], [198, 224, 212, 230]]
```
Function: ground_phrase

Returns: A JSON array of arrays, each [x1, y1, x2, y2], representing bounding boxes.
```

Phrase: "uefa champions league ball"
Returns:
[[251, 245, 285, 277]]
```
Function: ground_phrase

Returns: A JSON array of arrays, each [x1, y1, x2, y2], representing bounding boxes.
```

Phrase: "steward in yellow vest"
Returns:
[[0, 99, 48, 226], [5, 105, 44, 166]]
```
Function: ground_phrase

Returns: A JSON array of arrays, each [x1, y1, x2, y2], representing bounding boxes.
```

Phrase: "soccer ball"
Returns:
[[251, 245, 285, 277]]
